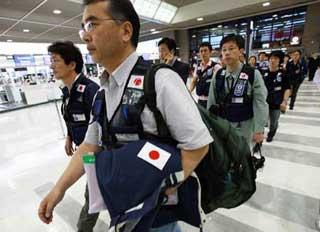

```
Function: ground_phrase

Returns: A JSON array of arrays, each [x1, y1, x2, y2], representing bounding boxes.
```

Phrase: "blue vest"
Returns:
[[90, 57, 204, 231], [263, 70, 284, 106], [196, 62, 216, 97], [215, 65, 254, 122], [61, 74, 99, 145]]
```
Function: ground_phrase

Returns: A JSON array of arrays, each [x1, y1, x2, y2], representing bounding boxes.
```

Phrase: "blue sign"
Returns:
[[13, 55, 35, 66]]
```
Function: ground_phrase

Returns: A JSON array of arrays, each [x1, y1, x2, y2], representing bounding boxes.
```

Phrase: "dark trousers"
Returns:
[[268, 109, 280, 138], [77, 184, 99, 232], [289, 82, 301, 109], [309, 70, 316, 81], [198, 99, 208, 108]]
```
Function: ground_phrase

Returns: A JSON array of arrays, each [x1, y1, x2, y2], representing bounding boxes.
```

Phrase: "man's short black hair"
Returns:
[[258, 52, 266, 57], [158, 37, 177, 53], [269, 50, 284, 64], [83, 0, 140, 48], [219, 34, 245, 49], [292, 49, 302, 55], [199, 42, 212, 51], [48, 41, 83, 74]]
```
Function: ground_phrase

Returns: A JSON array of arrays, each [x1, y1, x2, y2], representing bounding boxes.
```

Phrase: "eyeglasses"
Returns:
[[78, 18, 123, 41]]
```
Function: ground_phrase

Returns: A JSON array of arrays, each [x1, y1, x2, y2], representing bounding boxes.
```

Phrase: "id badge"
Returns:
[[73, 114, 86, 121], [232, 97, 244, 103]]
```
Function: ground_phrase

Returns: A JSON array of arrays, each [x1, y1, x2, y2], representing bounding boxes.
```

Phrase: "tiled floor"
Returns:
[[0, 81, 319, 232]]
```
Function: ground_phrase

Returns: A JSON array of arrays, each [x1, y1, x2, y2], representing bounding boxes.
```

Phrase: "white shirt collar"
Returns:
[[100, 51, 139, 87]]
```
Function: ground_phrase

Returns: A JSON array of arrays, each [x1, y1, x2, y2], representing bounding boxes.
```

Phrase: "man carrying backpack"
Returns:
[[38, 1, 212, 231], [207, 34, 268, 147]]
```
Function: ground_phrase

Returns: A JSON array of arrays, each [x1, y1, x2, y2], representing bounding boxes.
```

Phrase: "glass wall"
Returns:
[[189, 7, 307, 53]]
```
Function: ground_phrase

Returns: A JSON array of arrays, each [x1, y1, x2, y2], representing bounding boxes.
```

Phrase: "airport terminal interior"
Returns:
[[0, 0, 320, 231]]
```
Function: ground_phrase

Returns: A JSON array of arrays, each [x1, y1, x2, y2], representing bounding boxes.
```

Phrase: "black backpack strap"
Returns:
[[143, 63, 173, 138], [242, 64, 255, 86]]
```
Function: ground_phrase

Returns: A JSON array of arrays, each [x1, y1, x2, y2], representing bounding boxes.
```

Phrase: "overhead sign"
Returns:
[[13, 55, 35, 66]]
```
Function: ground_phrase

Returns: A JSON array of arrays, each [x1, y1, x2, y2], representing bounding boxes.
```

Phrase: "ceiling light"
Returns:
[[192, 35, 196, 38], [23, 29, 30, 32], [134, 0, 161, 18], [151, 30, 159, 34], [218, 25, 222, 28], [197, 17, 204, 21], [150, 28, 156, 32], [53, 9, 62, 14], [273, 14, 278, 17], [7, 40, 12, 42], [154, 1, 178, 23], [262, 2, 270, 7]]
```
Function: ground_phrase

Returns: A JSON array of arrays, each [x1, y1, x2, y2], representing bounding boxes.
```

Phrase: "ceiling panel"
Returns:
[[24, 0, 83, 25], [163, 0, 203, 7], [5, 21, 53, 38], [62, 15, 82, 28], [36, 27, 79, 41], [0, 19, 16, 34], [140, 21, 169, 33], [0, 0, 44, 19], [0, 36, 28, 43]]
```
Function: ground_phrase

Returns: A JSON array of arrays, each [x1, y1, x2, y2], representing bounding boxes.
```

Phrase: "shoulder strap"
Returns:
[[143, 63, 173, 138], [242, 64, 255, 85], [215, 68, 226, 102]]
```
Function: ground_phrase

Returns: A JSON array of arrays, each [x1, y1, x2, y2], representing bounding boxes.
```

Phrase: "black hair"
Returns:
[[199, 42, 212, 51], [83, 0, 140, 48], [269, 50, 284, 64], [48, 41, 83, 74], [158, 37, 177, 54], [258, 52, 266, 57], [249, 55, 257, 61], [219, 34, 245, 49], [292, 49, 302, 55]]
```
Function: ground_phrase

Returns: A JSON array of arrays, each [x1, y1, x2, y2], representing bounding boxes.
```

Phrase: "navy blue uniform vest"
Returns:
[[263, 69, 284, 106], [61, 74, 99, 145], [214, 64, 255, 122], [195, 62, 217, 97]]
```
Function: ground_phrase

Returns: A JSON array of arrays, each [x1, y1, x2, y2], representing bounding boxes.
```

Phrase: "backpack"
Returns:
[[143, 63, 257, 214]]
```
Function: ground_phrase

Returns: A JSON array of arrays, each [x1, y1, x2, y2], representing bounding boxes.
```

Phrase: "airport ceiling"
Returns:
[[0, 0, 318, 44]]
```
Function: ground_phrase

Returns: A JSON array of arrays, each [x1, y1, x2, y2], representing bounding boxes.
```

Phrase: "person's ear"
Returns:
[[120, 21, 133, 44]]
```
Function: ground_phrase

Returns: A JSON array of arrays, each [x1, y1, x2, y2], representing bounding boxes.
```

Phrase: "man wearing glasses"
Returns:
[[38, 1, 212, 232], [48, 41, 99, 232]]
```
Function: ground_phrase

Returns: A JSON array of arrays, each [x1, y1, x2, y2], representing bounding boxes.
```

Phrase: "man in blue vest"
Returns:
[[207, 34, 268, 148], [48, 41, 100, 232], [38, 1, 212, 232], [262, 51, 291, 142], [286, 49, 307, 110], [190, 42, 221, 108]]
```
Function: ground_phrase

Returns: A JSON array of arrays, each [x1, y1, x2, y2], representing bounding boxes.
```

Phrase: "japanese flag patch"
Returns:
[[77, 84, 86, 93], [128, 75, 144, 90], [239, 72, 248, 80], [137, 142, 171, 170]]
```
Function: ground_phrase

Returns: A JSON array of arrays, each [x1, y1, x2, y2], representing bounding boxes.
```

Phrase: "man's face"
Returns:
[[199, 46, 211, 63], [249, 57, 256, 66], [292, 51, 301, 63], [269, 56, 280, 69], [259, 54, 265, 62], [81, 2, 123, 64], [158, 43, 173, 61], [239, 53, 245, 63], [50, 53, 73, 81], [221, 41, 242, 66]]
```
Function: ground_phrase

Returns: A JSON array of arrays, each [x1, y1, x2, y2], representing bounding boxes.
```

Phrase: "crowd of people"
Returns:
[[36, 0, 320, 231]]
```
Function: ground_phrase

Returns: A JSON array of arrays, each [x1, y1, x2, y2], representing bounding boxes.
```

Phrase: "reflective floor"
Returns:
[[0, 82, 319, 232]]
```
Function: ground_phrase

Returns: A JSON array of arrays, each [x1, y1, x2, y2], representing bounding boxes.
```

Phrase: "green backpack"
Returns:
[[143, 63, 257, 214]]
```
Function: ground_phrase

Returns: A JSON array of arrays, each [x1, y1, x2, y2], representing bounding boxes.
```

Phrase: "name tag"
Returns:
[[274, 86, 282, 91], [73, 114, 86, 122], [232, 97, 244, 103]]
